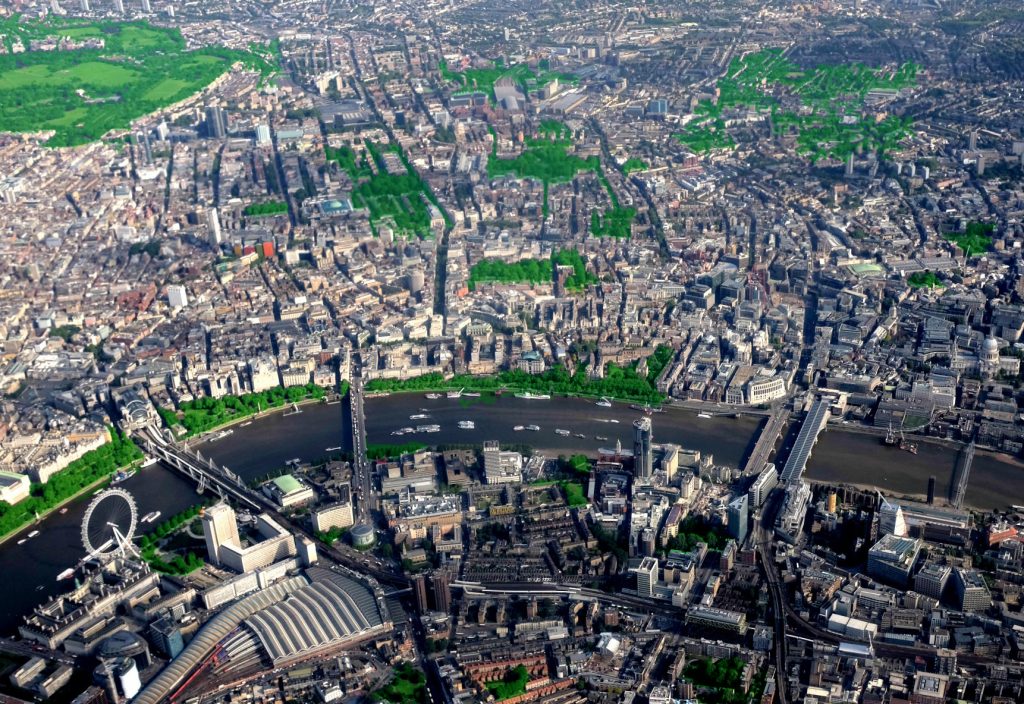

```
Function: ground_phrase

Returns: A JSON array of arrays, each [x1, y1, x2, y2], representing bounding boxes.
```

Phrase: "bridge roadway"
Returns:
[[349, 379, 373, 522], [741, 404, 791, 476], [137, 426, 409, 590], [140, 426, 260, 510], [951, 441, 975, 509], [779, 395, 831, 485]]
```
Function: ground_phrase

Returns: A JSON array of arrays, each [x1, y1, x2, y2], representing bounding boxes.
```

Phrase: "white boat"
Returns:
[[425, 393, 442, 399], [17, 539, 26, 545], [555, 429, 570, 436], [515, 392, 551, 400], [446, 389, 463, 399], [410, 414, 429, 420], [514, 425, 525, 431], [608, 419, 619, 424], [463, 392, 481, 397], [141, 456, 158, 468], [56, 568, 74, 581], [698, 413, 712, 419], [526, 425, 540, 431], [111, 469, 136, 485], [458, 421, 475, 429], [142, 511, 161, 523], [284, 403, 302, 416], [392, 429, 406, 436], [240, 421, 253, 427], [596, 436, 609, 441], [28, 530, 39, 539], [59, 507, 68, 515], [417, 424, 441, 433], [596, 397, 612, 407], [574, 433, 585, 439], [325, 446, 342, 452]]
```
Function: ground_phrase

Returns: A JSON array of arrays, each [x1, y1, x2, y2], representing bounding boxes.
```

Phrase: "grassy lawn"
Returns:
[[486, 665, 529, 701], [143, 77, 193, 101], [43, 107, 89, 128], [559, 481, 587, 507], [66, 61, 141, 87], [375, 664, 427, 704]]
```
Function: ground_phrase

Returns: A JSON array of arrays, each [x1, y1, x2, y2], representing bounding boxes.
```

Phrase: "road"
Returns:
[[0, 636, 78, 667]]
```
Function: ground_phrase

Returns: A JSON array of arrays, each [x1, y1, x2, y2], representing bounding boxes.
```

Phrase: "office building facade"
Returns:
[[728, 495, 749, 543]]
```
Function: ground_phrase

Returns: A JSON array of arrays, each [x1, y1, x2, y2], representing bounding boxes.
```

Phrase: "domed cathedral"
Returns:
[[952, 334, 1020, 380]]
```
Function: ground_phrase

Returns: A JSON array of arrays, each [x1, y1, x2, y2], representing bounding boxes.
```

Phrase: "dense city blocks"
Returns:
[[1, 1, 1024, 704]]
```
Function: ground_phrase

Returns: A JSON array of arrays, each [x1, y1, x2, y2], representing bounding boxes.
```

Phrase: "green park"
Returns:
[[487, 122, 638, 235], [468, 248, 596, 292], [440, 58, 576, 102], [675, 48, 919, 160], [326, 140, 451, 238], [0, 16, 275, 146], [944, 221, 994, 257], [907, 271, 943, 289], [157, 382, 340, 437], [137, 504, 208, 576]]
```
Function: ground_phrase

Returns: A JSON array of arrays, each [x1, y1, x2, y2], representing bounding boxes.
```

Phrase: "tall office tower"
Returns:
[[79, 0, 90, 11], [412, 573, 429, 613], [207, 207, 222, 247], [255, 123, 271, 146], [845, 151, 854, 177], [633, 417, 653, 479], [635, 556, 658, 598], [727, 495, 749, 543], [201, 503, 241, 566], [141, 0, 151, 11], [50, 0, 62, 14], [429, 571, 451, 613], [205, 105, 227, 139], [113, 0, 125, 14], [167, 284, 188, 309]]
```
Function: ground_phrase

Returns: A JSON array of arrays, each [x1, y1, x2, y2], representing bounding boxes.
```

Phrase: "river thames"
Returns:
[[3, 394, 1024, 634]]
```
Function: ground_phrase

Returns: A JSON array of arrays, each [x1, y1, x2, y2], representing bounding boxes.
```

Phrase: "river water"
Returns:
[[4, 394, 1023, 635]]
